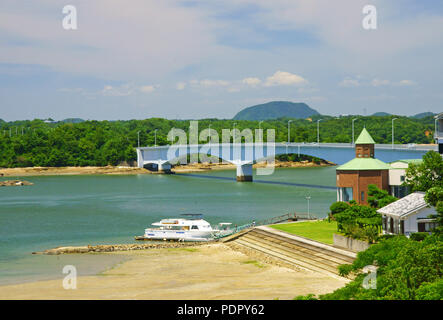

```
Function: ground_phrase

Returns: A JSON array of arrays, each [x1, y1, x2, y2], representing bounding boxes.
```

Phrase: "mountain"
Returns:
[[371, 112, 392, 117], [61, 118, 85, 123], [411, 112, 436, 119], [233, 101, 319, 120]]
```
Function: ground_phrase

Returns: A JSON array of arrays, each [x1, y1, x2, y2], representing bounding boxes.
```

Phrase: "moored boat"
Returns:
[[139, 214, 229, 242]]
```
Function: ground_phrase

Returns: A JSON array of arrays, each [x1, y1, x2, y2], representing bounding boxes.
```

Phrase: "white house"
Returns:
[[388, 159, 422, 198], [377, 192, 437, 236]]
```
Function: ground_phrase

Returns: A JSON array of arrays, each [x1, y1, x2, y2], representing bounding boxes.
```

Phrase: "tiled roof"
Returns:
[[336, 158, 391, 170], [377, 192, 428, 217]]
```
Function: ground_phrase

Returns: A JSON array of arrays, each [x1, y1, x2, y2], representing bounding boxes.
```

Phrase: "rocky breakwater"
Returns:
[[32, 242, 207, 255], [0, 180, 33, 187]]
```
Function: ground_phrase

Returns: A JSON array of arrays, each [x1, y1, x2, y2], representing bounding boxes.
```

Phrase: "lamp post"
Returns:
[[306, 196, 311, 219], [233, 122, 237, 143], [435, 118, 438, 139], [287, 120, 293, 144], [352, 118, 358, 145], [154, 129, 158, 147], [137, 131, 140, 148], [317, 119, 322, 144], [392, 118, 398, 149], [258, 121, 264, 142]]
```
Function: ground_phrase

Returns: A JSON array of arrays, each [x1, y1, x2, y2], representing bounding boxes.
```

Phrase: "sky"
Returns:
[[0, 0, 443, 121]]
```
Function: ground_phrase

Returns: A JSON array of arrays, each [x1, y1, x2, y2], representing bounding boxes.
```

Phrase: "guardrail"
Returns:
[[213, 212, 312, 240]]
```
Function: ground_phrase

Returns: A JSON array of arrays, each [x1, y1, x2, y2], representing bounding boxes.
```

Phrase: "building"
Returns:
[[435, 112, 443, 155], [389, 159, 422, 198], [336, 128, 391, 204], [377, 192, 437, 236]]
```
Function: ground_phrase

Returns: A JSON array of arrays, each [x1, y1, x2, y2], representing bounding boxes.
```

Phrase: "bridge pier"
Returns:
[[158, 162, 172, 173], [236, 163, 253, 182]]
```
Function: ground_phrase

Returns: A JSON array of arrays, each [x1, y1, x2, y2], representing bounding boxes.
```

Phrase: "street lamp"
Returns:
[[287, 120, 293, 144], [154, 129, 158, 147], [137, 131, 140, 148], [306, 196, 311, 219], [233, 122, 237, 143], [392, 118, 398, 149], [258, 121, 264, 142], [352, 118, 358, 145], [317, 119, 322, 144]]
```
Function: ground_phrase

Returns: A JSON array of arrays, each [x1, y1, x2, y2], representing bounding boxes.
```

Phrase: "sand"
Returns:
[[0, 244, 347, 300], [0, 161, 333, 177]]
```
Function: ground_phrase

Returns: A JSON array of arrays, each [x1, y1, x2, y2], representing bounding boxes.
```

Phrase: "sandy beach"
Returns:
[[0, 244, 347, 300]]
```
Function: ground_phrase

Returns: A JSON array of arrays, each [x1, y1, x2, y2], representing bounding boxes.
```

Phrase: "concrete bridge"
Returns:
[[136, 143, 436, 182]]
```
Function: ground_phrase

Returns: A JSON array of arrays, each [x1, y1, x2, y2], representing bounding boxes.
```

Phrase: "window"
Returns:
[[341, 187, 353, 202], [400, 175, 405, 182], [361, 191, 365, 202], [191, 225, 199, 230]]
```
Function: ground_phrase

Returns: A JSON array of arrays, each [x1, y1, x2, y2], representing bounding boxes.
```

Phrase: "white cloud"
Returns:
[[397, 80, 416, 86], [242, 77, 261, 87], [176, 82, 186, 90], [139, 85, 156, 93], [339, 78, 360, 87], [264, 71, 308, 87]]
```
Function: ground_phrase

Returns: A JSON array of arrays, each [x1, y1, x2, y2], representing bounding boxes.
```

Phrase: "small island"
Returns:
[[0, 180, 33, 187]]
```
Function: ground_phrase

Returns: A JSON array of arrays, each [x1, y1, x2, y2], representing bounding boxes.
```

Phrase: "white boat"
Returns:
[[142, 214, 227, 242]]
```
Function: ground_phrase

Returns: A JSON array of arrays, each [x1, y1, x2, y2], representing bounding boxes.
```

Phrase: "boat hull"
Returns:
[[143, 229, 214, 242]]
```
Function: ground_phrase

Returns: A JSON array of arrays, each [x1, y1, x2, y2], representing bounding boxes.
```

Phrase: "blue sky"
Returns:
[[0, 0, 442, 121]]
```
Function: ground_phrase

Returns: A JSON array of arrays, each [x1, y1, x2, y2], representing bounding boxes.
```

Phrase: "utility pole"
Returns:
[[352, 118, 358, 145], [317, 119, 322, 144], [392, 118, 398, 149]]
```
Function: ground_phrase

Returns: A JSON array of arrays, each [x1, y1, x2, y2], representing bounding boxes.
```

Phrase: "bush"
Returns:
[[329, 201, 350, 218], [377, 234, 396, 241], [410, 232, 429, 241]]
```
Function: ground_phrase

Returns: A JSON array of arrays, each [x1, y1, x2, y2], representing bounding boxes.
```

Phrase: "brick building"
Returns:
[[336, 128, 391, 205]]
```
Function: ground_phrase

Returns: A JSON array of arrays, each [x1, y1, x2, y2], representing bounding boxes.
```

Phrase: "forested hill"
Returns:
[[0, 115, 436, 167], [233, 101, 319, 120]]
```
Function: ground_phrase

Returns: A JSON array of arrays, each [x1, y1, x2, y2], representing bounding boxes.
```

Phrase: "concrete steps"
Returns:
[[226, 227, 355, 277]]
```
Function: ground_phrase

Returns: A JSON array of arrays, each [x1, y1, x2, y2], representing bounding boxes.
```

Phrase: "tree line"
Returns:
[[0, 115, 436, 168]]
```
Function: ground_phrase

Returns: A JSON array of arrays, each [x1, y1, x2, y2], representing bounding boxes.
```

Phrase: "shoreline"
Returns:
[[0, 243, 348, 300], [0, 161, 334, 177]]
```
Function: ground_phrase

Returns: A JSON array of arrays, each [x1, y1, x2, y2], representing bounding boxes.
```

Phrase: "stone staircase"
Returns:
[[225, 226, 356, 278]]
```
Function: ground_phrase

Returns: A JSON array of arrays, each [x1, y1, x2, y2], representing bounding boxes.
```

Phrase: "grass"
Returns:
[[270, 220, 337, 245], [241, 260, 265, 268]]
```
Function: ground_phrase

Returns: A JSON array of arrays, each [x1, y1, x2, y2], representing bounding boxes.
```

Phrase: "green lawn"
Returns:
[[270, 220, 337, 245]]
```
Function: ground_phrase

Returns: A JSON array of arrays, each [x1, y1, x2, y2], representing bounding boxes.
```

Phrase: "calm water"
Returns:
[[0, 166, 337, 285]]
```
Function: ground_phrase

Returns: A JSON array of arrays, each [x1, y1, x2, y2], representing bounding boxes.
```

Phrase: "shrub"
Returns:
[[410, 232, 429, 241]]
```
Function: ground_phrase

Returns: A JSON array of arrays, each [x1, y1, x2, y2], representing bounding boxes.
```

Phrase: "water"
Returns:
[[0, 166, 337, 285]]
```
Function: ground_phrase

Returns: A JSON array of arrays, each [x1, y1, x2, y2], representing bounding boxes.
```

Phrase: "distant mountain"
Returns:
[[371, 112, 392, 117], [233, 101, 319, 120], [61, 118, 85, 123], [411, 112, 436, 119]]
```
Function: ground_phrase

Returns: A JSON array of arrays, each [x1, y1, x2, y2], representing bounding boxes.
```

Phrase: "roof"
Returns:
[[355, 128, 376, 144], [377, 192, 430, 218], [391, 159, 423, 164], [336, 158, 391, 171], [434, 112, 443, 119]]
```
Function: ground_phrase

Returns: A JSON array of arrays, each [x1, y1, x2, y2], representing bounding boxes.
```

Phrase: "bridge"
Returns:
[[136, 142, 436, 182]]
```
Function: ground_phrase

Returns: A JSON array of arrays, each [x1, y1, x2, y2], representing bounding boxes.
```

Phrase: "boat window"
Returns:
[[191, 225, 199, 230]]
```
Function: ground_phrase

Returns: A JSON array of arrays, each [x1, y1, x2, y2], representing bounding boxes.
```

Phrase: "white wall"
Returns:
[[389, 168, 406, 186], [404, 207, 436, 234]]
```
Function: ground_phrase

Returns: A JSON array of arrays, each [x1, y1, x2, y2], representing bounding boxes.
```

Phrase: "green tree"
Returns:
[[367, 184, 397, 209], [405, 151, 443, 192]]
